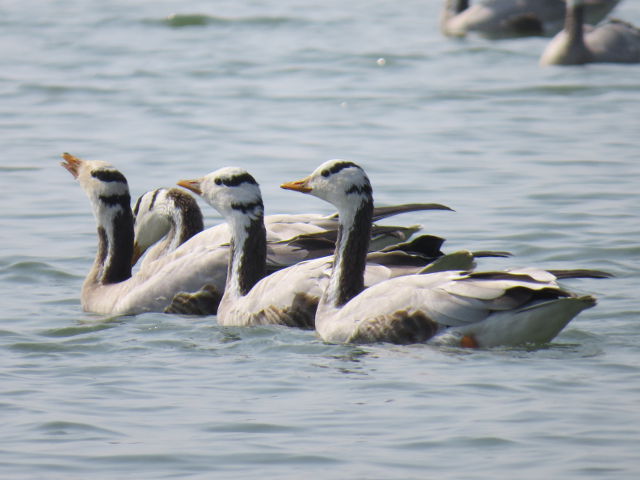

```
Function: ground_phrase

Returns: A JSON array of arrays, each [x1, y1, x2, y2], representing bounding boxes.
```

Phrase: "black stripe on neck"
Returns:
[[216, 172, 258, 187], [334, 198, 373, 306], [100, 193, 131, 209], [166, 189, 204, 244], [231, 200, 263, 214], [346, 183, 372, 196], [567, 3, 586, 39], [103, 208, 134, 283], [97, 226, 108, 267], [91, 169, 128, 184], [96, 209, 134, 284], [235, 218, 267, 296], [321, 161, 360, 178]]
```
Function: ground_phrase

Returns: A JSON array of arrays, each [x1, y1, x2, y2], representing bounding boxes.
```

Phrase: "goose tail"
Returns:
[[434, 295, 597, 348]]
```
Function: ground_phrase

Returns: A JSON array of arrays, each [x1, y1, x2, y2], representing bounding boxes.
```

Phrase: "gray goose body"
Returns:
[[541, 0, 640, 65], [441, 0, 620, 39]]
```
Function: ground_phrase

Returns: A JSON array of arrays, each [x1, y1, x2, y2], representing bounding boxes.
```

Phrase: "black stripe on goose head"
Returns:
[[92, 166, 131, 210], [132, 188, 163, 219], [320, 161, 361, 178], [318, 161, 372, 197], [91, 169, 128, 184], [215, 172, 258, 188], [148, 188, 161, 211]]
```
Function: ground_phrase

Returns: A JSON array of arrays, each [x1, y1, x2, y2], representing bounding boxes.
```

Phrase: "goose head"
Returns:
[[60, 152, 133, 284], [61, 152, 130, 219], [178, 167, 264, 222], [280, 160, 372, 215]]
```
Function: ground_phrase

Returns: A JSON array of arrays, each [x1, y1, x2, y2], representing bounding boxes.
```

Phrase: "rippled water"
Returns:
[[1, 1, 639, 478]]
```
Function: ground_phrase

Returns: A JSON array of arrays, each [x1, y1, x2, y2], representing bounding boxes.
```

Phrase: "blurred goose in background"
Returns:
[[281, 159, 610, 347], [540, 0, 640, 65], [178, 168, 458, 328], [441, 0, 620, 39]]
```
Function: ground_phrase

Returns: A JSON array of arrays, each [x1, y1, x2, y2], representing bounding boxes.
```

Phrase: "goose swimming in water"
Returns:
[[441, 0, 620, 39], [177, 168, 457, 328], [64, 153, 434, 317], [60, 153, 248, 315], [540, 0, 640, 65], [281, 159, 609, 347]]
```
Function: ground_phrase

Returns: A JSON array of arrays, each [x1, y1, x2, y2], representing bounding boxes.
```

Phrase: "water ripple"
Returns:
[[35, 421, 123, 439], [151, 13, 304, 29], [0, 261, 77, 284]]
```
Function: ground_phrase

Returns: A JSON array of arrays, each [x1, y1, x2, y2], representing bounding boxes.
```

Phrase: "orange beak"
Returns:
[[60, 152, 83, 179], [177, 178, 202, 196], [280, 177, 312, 193]]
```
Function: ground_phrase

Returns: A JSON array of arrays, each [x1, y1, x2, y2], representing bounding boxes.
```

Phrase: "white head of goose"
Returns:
[[281, 159, 607, 348], [132, 187, 204, 267], [540, 0, 640, 65]]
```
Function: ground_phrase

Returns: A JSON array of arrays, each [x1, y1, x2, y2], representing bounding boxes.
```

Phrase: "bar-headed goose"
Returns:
[[61, 153, 242, 315], [441, 0, 619, 39], [540, 0, 640, 65], [177, 168, 456, 329], [281, 159, 608, 347]]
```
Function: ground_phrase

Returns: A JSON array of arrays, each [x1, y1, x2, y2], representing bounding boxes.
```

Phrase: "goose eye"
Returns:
[[215, 178, 222, 185]]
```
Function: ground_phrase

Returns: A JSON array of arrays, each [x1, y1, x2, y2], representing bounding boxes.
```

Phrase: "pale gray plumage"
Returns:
[[541, 0, 640, 65]]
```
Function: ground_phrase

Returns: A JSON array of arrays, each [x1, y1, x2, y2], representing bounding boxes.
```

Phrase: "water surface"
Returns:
[[1, 1, 639, 478]]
